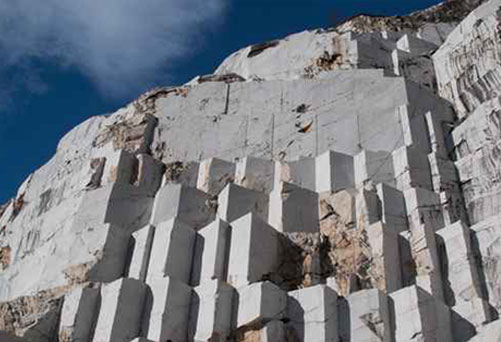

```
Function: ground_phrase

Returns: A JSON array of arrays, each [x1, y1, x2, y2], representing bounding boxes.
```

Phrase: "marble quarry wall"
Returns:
[[2, 0, 501, 341]]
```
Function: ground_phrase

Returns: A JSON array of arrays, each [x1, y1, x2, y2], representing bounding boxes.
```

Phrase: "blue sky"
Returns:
[[0, 0, 442, 203]]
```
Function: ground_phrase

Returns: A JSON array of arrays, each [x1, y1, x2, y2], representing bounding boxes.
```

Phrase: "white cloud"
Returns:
[[0, 0, 227, 99]]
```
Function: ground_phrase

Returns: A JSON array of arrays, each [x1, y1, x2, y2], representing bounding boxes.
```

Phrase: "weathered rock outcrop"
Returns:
[[3, 0, 501, 341]]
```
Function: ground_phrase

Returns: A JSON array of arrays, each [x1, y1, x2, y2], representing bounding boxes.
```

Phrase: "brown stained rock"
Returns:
[[108, 165, 119, 183], [319, 190, 356, 234], [324, 226, 373, 295], [318, 190, 384, 295], [236, 327, 262, 342], [0, 286, 70, 340], [9, 193, 25, 222], [335, 0, 485, 33], [92, 113, 158, 153], [63, 263, 93, 286], [304, 51, 346, 78], [58, 327, 72, 342], [164, 161, 192, 183], [1, 246, 11, 270], [133, 86, 190, 115], [234, 323, 298, 342], [274, 233, 333, 290], [267, 190, 386, 294]]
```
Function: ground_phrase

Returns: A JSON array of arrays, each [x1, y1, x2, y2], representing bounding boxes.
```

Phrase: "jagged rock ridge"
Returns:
[[2, 0, 501, 341]]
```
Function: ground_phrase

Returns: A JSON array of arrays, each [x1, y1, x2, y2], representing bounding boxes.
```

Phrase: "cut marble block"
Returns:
[[428, 153, 467, 225], [73, 183, 155, 233], [59, 285, 100, 342], [424, 111, 448, 157], [396, 34, 438, 54], [287, 284, 338, 342], [392, 146, 432, 191], [346, 289, 392, 342], [143, 276, 192, 342], [404, 187, 445, 232], [217, 183, 268, 222], [235, 156, 275, 193], [146, 218, 196, 284], [133, 154, 164, 194], [95, 150, 162, 195], [86, 223, 131, 283], [367, 221, 402, 292], [237, 281, 287, 328], [354, 150, 394, 188], [150, 183, 215, 229], [227, 213, 278, 288], [191, 218, 231, 286], [99, 150, 135, 186], [376, 183, 407, 233], [275, 158, 316, 192], [404, 188, 445, 300], [128, 224, 155, 282], [92, 278, 146, 342], [428, 153, 459, 192], [326, 276, 340, 292], [390, 285, 452, 342], [315, 150, 354, 193], [189, 279, 234, 342], [356, 188, 381, 228], [197, 157, 236, 195], [269, 181, 319, 233], [398, 104, 433, 153], [437, 221, 491, 327]]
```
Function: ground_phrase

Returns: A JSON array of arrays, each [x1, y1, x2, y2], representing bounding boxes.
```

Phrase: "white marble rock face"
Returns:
[[4, 1, 501, 342], [92, 278, 146, 342]]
